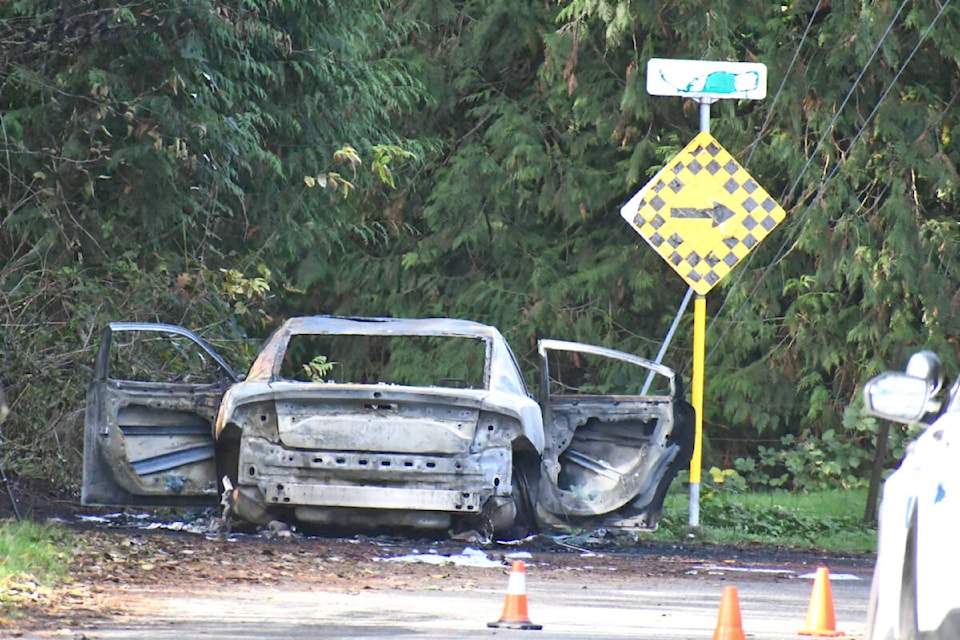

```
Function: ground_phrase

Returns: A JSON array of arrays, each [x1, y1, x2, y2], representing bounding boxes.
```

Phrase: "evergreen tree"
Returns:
[[3, 0, 960, 489], [0, 0, 427, 483], [380, 0, 960, 485]]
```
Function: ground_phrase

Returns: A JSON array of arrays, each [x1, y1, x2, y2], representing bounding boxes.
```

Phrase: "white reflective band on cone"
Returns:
[[506, 570, 526, 595]]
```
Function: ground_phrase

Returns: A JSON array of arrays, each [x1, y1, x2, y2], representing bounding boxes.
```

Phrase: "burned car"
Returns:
[[83, 316, 694, 536]]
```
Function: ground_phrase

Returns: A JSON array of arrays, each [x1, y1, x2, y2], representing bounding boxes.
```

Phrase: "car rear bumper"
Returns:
[[237, 437, 511, 514]]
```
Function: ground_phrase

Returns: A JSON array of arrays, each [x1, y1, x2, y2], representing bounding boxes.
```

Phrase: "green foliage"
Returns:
[[2, 0, 960, 496], [215, 265, 274, 327], [532, 0, 960, 478], [0, 521, 71, 585], [694, 491, 874, 551], [302, 355, 336, 382], [0, 254, 267, 486], [0, 0, 428, 274], [717, 402, 922, 492], [0, 0, 429, 487], [732, 430, 875, 492], [654, 479, 877, 553]]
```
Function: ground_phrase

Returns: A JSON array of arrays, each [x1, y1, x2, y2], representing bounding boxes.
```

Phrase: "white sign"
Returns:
[[647, 58, 767, 101]]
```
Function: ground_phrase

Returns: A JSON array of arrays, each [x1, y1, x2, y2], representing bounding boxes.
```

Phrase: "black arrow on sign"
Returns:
[[670, 203, 735, 226]]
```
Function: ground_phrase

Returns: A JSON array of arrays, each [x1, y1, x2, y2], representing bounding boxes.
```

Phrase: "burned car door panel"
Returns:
[[82, 323, 238, 507], [84, 316, 691, 535], [535, 339, 695, 529]]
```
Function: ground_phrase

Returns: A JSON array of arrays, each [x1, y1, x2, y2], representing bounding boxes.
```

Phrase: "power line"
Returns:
[[743, 0, 825, 169], [700, 0, 950, 369]]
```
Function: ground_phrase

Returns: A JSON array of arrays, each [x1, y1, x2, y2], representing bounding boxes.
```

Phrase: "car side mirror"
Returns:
[[905, 350, 943, 392], [863, 372, 940, 424]]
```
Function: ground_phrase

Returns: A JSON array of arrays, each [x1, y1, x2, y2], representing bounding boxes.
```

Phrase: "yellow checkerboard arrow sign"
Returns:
[[620, 132, 786, 295]]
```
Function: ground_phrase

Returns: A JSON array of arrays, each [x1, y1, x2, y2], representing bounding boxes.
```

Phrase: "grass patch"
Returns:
[[0, 520, 74, 610], [650, 484, 878, 555]]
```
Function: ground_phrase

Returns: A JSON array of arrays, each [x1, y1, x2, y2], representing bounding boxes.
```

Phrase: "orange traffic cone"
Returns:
[[799, 566, 845, 636], [487, 560, 542, 630], [713, 585, 747, 640]]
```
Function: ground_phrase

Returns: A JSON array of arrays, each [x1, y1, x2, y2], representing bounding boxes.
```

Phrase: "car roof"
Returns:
[[277, 316, 503, 339], [246, 316, 527, 396]]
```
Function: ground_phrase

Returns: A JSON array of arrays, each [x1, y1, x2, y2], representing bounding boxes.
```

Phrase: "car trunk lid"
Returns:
[[272, 385, 484, 454]]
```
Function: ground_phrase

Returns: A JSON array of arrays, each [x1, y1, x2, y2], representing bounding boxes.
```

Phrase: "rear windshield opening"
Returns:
[[279, 334, 488, 389]]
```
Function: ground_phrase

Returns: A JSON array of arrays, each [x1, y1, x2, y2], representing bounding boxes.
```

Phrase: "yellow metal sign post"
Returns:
[[621, 59, 784, 526]]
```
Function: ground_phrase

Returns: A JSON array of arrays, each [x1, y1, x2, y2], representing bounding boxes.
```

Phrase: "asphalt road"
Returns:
[[74, 578, 869, 640], [4, 511, 874, 640], [53, 550, 871, 639]]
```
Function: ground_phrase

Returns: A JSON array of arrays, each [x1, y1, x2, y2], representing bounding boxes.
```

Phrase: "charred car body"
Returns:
[[83, 316, 694, 536]]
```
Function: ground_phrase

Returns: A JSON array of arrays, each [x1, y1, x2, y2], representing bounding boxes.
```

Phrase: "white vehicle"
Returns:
[[863, 351, 960, 639]]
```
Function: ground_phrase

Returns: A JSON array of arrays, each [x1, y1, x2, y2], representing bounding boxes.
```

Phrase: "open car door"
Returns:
[[535, 340, 695, 530], [82, 322, 239, 508]]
